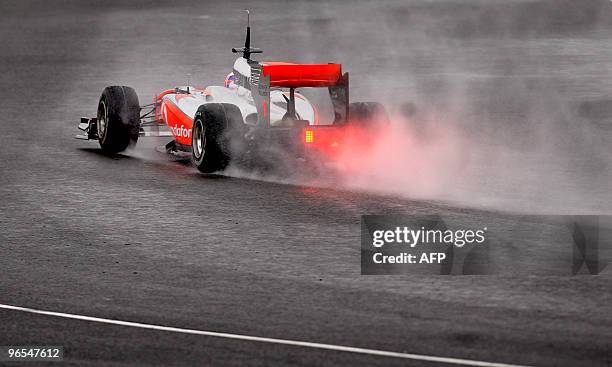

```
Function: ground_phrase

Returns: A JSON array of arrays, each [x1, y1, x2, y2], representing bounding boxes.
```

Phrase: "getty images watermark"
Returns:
[[361, 215, 611, 275]]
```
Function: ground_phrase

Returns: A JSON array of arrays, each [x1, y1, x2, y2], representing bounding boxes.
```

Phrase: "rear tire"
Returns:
[[348, 102, 389, 127], [97, 86, 140, 153], [192, 103, 244, 173]]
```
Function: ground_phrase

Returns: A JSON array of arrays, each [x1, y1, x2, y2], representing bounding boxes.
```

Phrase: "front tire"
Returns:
[[192, 103, 244, 173], [97, 86, 140, 153]]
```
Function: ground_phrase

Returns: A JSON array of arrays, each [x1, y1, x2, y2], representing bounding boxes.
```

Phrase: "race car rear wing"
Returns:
[[250, 62, 349, 127], [233, 12, 349, 127], [261, 63, 342, 88]]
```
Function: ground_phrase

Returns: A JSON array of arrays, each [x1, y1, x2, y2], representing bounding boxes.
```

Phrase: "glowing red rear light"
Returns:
[[305, 129, 314, 144]]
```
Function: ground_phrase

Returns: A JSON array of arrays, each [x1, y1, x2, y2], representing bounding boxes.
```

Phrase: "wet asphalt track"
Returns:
[[1, 1, 612, 366]]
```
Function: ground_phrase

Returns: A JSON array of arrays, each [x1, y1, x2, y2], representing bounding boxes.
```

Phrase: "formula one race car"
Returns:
[[77, 12, 388, 173]]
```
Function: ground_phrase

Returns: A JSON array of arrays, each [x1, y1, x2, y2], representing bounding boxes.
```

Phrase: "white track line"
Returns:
[[0, 303, 532, 367]]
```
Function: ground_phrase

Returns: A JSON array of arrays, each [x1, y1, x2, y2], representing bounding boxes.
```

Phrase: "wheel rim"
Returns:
[[193, 120, 205, 159], [98, 101, 107, 139]]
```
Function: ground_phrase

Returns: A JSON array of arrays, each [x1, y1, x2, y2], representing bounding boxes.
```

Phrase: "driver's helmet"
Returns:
[[224, 72, 237, 89]]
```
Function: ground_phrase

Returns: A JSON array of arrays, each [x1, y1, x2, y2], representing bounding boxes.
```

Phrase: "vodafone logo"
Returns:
[[161, 102, 192, 139], [171, 125, 192, 138], [162, 103, 169, 122]]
